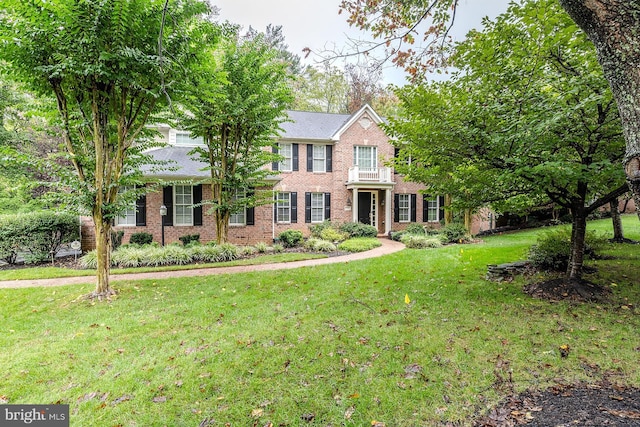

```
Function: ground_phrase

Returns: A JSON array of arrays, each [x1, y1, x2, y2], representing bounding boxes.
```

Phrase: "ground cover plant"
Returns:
[[0, 216, 637, 426]]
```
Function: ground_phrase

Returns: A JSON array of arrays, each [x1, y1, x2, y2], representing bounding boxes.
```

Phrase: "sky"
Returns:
[[214, 0, 512, 86]]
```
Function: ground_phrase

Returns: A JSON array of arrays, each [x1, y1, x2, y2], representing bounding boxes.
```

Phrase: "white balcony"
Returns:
[[347, 167, 393, 184]]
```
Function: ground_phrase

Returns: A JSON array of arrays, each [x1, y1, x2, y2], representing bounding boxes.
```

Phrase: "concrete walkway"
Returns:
[[0, 238, 405, 289]]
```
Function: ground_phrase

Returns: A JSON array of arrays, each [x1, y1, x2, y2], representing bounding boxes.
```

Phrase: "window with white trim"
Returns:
[[398, 194, 410, 223], [279, 143, 293, 172], [115, 186, 136, 226], [175, 131, 204, 146], [175, 185, 194, 226], [426, 197, 440, 222], [277, 192, 291, 223], [310, 193, 324, 223], [353, 145, 377, 168], [312, 145, 326, 172], [229, 191, 246, 226]]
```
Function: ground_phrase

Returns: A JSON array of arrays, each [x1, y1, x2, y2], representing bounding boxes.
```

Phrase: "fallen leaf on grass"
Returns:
[[112, 395, 132, 405], [0, 395, 8, 404], [152, 396, 167, 403], [344, 406, 355, 419], [251, 408, 263, 418]]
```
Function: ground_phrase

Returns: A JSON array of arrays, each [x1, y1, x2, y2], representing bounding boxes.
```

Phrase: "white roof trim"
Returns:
[[330, 104, 384, 141]]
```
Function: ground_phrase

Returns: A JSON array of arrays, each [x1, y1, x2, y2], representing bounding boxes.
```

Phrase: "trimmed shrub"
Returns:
[[0, 211, 79, 264], [400, 234, 443, 249], [337, 237, 382, 253], [320, 227, 349, 242], [440, 223, 471, 244], [529, 228, 607, 271], [129, 232, 154, 246], [309, 220, 332, 238], [389, 230, 406, 242], [278, 229, 304, 248], [405, 224, 426, 235], [339, 222, 378, 238], [304, 237, 337, 252], [179, 234, 200, 246]]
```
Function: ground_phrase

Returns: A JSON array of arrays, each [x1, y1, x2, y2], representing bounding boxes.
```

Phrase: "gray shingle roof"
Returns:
[[141, 146, 209, 179], [279, 110, 352, 140]]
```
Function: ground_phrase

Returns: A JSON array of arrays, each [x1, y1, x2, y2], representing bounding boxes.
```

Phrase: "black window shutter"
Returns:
[[439, 195, 446, 221], [394, 194, 399, 222], [246, 189, 255, 226], [326, 145, 332, 172], [136, 194, 147, 226], [324, 193, 331, 220], [307, 144, 313, 172], [422, 194, 430, 222], [305, 192, 311, 223], [272, 145, 279, 171], [273, 197, 278, 223], [163, 186, 173, 226], [410, 194, 417, 222], [193, 184, 203, 226], [293, 144, 299, 171], [291, 192, 298, 223]]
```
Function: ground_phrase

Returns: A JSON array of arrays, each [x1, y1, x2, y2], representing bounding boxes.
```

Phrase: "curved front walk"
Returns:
[[0, 238, 405, 289]]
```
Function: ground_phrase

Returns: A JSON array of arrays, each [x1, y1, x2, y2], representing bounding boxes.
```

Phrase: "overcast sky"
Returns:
[[214, 0, 511, 86]]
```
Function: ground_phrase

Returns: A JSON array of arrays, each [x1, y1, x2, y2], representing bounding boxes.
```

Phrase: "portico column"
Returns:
[[352, 188, 359, 223], [385, 189, 392, 235]]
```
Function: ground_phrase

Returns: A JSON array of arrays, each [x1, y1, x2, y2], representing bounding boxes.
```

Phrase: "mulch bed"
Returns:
[[523, 278, 612, 302], [474, 381, 640, 426]]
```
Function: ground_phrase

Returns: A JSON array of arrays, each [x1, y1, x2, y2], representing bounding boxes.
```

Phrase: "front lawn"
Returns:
[[0, 216, 638, 426]]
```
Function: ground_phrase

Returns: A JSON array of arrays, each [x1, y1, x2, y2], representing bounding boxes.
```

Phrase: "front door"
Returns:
[[358, 192, 371, 224], [357, 191, 378, 227]]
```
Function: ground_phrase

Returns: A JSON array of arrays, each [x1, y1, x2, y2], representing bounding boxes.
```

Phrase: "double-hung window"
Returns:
[[229, 191, 246, 226], [312, 145, 326, 172], [426, 197, 439, 222], [354, 145, 377, 169], [398, 194, 410, 223], [175, 185, 194, 226], [310, 193, 324, 223], [279, 143, 293, 172], [277, 192, 291, 223], [115, 186, 136, 226]]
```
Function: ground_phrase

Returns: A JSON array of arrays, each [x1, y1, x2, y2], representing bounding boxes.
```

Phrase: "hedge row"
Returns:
[[0, 211, 79, 264]]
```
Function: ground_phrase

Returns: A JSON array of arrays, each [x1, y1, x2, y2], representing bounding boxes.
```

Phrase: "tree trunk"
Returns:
[[567, 209, 588, 281], [558, 1, 640, 221], [92, 208, 112, 296], [463, 209, 472, 234], [444, 194, 453, 224], [610, 199, 624, 241]]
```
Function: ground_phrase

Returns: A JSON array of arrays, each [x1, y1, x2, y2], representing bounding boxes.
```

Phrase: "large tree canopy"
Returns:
[[0, 0, 214, 296], [180, 28, 293, 244], [340, 0, 640, 217], [388, 0, 626, 282]]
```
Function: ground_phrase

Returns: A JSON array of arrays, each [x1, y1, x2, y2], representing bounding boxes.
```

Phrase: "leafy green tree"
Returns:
[[340, 0, 640, 218], [0, 0, 213, 297], [389, 0, 626, 283], [180, 29, 293, 244], [293, 63, 350, 113]]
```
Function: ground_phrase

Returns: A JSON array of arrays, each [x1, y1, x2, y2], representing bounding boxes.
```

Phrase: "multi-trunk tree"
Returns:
[[180, 29, 293, 244], [0, 0, 213, 297], [388, 0, 627, 283]]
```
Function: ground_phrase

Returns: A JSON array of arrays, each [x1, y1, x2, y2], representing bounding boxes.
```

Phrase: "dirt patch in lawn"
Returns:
[[473, 381, 640, 426], [523, 278, 611, 302]]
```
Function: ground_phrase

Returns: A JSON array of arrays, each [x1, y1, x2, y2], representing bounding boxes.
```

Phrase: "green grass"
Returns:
[[0, 215, 638, 426], [0, 252, 327, 281]]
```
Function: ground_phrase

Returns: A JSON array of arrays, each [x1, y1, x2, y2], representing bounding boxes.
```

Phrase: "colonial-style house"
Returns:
[[81, 105, 467, 250]]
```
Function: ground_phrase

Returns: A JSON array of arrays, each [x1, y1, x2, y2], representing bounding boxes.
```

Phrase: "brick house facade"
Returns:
[[81, 105, 463, 250]]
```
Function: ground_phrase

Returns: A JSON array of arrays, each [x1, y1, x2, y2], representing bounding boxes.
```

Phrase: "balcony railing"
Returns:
[[347, 167, 393, 184]]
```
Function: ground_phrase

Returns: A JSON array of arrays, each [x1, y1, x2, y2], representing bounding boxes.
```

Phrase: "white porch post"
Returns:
[[352, 188, 359, 223], [385, 189, 392, 235]]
